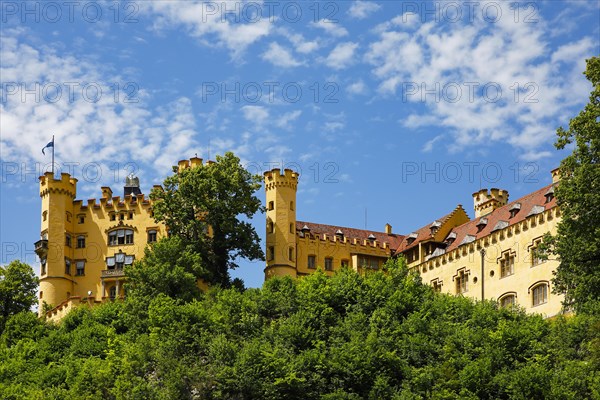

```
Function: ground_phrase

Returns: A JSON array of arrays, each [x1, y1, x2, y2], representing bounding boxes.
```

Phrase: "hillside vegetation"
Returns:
[[1, 259, 598, 399]]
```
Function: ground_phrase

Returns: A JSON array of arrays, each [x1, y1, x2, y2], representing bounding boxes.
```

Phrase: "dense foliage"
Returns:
[[548, 56, 600, 313], [1, 259, 598, 399], [150, 151, 264, 287], [0, 260, 38, 333]]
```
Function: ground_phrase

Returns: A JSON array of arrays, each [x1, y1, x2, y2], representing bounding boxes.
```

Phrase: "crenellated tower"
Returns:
[[36, 172, 77, 316], [264, 168, 299, 279]]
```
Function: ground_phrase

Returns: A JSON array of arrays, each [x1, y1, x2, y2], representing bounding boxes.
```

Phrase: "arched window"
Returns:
[[498, 292, 517, 308], [531, 282, 548, 306]]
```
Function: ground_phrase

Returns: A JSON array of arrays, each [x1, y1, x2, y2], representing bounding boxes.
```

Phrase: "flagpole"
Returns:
[[51, 135, 55, 175]]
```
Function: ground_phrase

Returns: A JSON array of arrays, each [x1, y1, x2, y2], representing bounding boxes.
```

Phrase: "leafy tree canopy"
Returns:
[[0, 260, 38, 332], [1, 258, 599, 399], [549, 56, 600, 313], [150, 151, 264, 287]]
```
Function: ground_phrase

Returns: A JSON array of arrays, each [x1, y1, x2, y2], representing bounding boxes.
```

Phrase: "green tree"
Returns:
[[150, 151, 264, 286], [0, 260, 38, 331], [125, 236, 204, 303], [550, 56, 600, 312]]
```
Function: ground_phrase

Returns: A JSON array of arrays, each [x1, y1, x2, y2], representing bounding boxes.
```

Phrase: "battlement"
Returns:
[[264, 168, 299, 191], [298, 231, 391, 250], [177, 157, 204, 172], [39, 172, 77, 198], [473, 188, 509, 218]]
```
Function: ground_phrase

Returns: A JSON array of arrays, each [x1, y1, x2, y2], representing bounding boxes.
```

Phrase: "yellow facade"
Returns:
[[265, 168, 564, 318], [35, 157, 208, 320]]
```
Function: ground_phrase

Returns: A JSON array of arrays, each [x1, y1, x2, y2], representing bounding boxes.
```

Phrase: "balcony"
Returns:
[[34, 239, 48, 259], [101, 268, 125, 278]]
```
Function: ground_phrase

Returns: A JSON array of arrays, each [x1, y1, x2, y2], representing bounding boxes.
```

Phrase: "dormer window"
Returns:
[[544, 186, 555, 203], [367, 234, 376, 242], [301, 225, 310, 232], [406, 232, 418, 245], [476, 218, 488, 233], [509, 203, 521, 218], [445, 232, 457, 245], [430, 221, 441, 235]]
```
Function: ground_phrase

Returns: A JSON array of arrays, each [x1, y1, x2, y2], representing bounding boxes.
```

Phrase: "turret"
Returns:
[[37, 172, 77, 316], [264, 168, 299, 279], [472, 188, 509, 218]]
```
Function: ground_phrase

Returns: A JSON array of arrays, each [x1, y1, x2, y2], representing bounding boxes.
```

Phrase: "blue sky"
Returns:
[[1, 0, 599, 288]]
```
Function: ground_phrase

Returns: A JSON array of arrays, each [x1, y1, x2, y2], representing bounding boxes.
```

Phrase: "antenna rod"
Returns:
[[51, 134, 55, 175]]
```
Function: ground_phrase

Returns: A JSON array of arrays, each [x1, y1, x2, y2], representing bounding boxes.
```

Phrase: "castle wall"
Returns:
[[415, 207, 562, 317]]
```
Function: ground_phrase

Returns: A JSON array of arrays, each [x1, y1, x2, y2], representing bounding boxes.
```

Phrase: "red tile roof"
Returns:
[[296, 220, 404, 248], [443, 183, 557, 253], [394, 206, 465, 253]]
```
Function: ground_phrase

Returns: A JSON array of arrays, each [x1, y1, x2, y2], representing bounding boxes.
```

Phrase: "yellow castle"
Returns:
[[34, 157, 208, 321], [264, 167, 563, 317], [35, 159, 563, 321]]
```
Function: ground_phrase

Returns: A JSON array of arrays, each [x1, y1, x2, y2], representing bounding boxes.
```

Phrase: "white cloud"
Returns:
[[325, 42, 359, 70], [261, 42, 303, 68], [365, 1, 596, 160], [139, 1, 272, 59], [241, 105, 270, 125], [422, 135, 444, 153], [0, 31, 203, 189], [348, 1, 381, 19], [276, 110, 302, 129], [312, 19, 349, 37], [347, 80, 366, 95]]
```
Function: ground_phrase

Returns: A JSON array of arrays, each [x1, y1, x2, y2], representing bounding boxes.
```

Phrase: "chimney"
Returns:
[[385, 223, 392, 234], [101, 186, 113, 199], [473, 188, 509, 218], [551, 167, 561, 183]]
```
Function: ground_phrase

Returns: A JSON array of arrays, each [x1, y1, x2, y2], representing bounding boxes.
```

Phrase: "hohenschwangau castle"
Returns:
[[36, 158, 563, 320]]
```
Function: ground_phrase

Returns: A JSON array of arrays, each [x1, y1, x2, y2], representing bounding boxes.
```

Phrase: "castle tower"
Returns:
[[472, 188, 509, 218], [36, 172, 77, 316], [264, 168, 299, 279]]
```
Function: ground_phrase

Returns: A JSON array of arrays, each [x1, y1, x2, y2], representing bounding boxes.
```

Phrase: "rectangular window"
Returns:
[[358, 255, 380, 270], [289, 247, 294, 261], [268, 246, 274, 261], [76, 235, 85, 248], [531, 240, 545, 266], [500, 252, 514, 278], [75, 261, 85, 276], [290, 223, 294, 234], [115, 252, 125, 269], [341, 259, 349, 268], [120, 213, 125, 221], [324, 257, 333, 271], [128, 212, 134, 220], [65, 234, 71, 247], [455, 270, 468, 294], [268, 201, 274, 211], [65, 258, 71, 275], [41, 261, 46, 275], [308, 255, 316, 269], [110, 213, 116, 221], [147, 230, 157, 243], [532, 284, 548, 306], [432, 280, 443, 293], [290, 201, 294, 211], [78, 215, 85, 224]]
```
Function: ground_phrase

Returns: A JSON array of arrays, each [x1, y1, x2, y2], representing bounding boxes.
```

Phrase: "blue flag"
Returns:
[[42, 139, 54, 155]]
